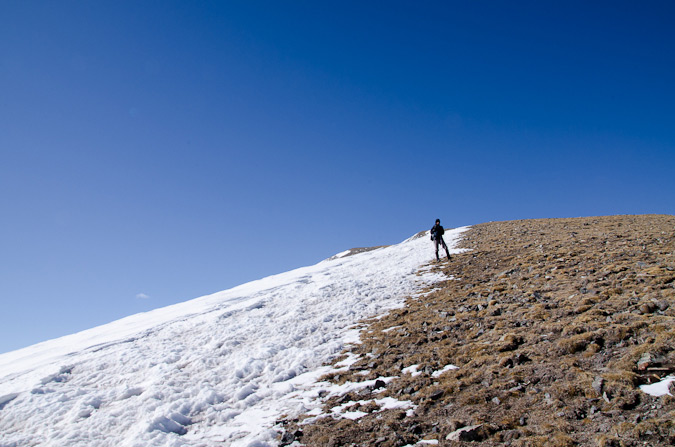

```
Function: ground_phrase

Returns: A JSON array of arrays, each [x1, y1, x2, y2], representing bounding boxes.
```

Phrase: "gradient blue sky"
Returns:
[[1, 1, 674, 353]]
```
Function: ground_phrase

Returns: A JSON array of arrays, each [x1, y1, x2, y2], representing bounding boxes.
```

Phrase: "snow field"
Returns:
[[640, 375, 675, 397], [0, 228, 468, 447]]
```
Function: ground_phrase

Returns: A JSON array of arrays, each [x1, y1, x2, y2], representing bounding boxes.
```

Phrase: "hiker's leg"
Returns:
[[441, 238, 451, 258]]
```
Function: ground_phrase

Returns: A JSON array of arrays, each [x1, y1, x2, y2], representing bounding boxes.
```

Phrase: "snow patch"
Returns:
[[432, 364, 459, 378], [0, 227, 469, 446], [402, 364, 423, 377], [640, 375, 674, 397]]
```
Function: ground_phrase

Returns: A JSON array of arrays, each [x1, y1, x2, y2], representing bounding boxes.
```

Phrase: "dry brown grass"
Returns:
[[280, 215, 675, 446]]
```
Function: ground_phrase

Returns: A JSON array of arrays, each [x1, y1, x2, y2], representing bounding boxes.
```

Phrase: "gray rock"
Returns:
[[446, 424, 483, 442], [637, 352, 659, 370], [429, 389, 444, 400], [279, 429, 303, 446], [654, 300, 669, 311], [603, 391, 611, 404]]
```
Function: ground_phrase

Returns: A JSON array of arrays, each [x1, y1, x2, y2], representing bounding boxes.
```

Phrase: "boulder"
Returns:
[[446, 424, 483, 442], [637, 353, 659, 371]]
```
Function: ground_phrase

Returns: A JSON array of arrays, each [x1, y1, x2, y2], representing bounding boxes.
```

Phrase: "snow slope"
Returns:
[[0, 228, 467, 447]]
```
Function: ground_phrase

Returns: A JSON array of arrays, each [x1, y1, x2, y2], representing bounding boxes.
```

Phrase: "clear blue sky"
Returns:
[[1, 1, 674, 354]]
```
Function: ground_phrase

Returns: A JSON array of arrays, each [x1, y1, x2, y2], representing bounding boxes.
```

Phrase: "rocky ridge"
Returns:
[[279, 215, 675, 446]]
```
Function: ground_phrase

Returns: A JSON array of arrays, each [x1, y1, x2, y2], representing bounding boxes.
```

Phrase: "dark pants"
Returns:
[[435, 237, 450, 260]]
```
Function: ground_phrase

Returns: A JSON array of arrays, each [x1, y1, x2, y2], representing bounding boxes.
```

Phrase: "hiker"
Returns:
[[430, 219, 451, 261]]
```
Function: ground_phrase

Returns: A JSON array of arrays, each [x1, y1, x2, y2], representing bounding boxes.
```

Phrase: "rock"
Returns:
[[373, 379, 386, 390], [639, 302, 657, 314], [514, 353, 530, 364], [429, 389, 444, 400], [448, 420, 468, 431], [592, 376, 604, 395], [499, 357, 514, 368], [279, 429, 303, 446], [407, 424, 423, 434], [603, 391, 611, 404], [655, 300, 669, 311], [446, 424, 483, 442], [637, 353, 658, 371]]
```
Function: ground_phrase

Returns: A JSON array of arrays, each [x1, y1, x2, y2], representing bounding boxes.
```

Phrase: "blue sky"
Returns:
[[1, 1, 674, 353]]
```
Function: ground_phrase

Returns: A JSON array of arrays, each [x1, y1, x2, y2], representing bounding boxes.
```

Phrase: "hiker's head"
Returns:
[[435, 219, 440, 224]]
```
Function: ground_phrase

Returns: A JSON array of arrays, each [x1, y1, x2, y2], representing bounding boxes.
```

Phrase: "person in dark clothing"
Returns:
[[430, 219, 451, 261]]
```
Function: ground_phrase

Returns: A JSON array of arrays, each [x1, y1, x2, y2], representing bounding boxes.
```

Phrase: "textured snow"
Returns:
[[402, 364, 423, 377], [640, 375, 675, 397], [329, 396, 415, 421], [0, 228, 468, 447], [431, 364, 459, 378]]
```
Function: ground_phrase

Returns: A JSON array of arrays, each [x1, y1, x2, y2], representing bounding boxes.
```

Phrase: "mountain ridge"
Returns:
[[2, 215, 673, 446]]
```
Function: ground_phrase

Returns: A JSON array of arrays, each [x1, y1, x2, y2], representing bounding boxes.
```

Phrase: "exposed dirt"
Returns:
[[279, 215, 675, 446]]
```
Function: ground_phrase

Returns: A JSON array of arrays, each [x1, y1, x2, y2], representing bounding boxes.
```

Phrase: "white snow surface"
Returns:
[[0, 227, 468, 447], [640, 375, 675, 397]]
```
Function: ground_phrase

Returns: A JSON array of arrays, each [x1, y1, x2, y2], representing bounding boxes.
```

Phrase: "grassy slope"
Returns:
[[281, 215, 675, 446]]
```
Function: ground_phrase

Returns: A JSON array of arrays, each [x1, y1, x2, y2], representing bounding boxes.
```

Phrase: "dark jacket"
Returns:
[[430, 223, 444, 241]]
